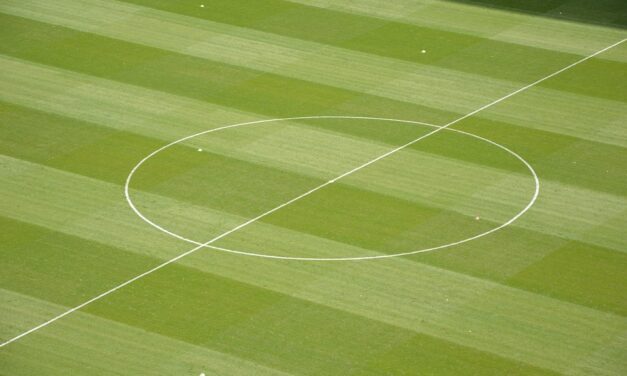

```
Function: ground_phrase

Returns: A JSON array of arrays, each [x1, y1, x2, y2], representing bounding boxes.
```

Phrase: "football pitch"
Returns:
[[1, 0, 626, 374]]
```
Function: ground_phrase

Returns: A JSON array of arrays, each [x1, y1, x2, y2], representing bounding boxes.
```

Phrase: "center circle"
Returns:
[[125, 116, 539, 261]]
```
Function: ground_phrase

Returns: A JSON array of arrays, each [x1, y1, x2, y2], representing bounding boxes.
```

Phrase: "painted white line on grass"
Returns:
[[2, 38, 624, 348], [125, 116, 540, 260]]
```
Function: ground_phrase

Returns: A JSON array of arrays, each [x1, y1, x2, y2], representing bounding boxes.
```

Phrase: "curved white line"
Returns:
[[125, 116, 540, 261]]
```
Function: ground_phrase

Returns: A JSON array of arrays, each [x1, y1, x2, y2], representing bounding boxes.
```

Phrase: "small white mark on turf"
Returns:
[[421, 49, 427, 54], [197, 148, 203, 152]]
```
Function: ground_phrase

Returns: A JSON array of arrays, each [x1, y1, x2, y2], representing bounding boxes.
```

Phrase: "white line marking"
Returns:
[[125, 116, 539, 260], [2, 38, 624, 348]]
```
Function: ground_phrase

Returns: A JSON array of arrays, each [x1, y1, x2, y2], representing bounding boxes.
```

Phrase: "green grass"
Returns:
[[1, 0, 626, 375]]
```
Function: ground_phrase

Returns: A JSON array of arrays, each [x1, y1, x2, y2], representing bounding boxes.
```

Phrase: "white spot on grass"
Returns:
[[200, 4, 204, 8], [197, 148, 203, 152], [421, 49, 427, 54], [475, 216, 480, 221]]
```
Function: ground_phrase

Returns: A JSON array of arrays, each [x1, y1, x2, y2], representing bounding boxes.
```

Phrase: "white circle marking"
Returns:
[[125, 116, 540, 261]]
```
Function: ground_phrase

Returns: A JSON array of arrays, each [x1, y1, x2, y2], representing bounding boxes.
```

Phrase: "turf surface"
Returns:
[[0, 0, 626, 374]]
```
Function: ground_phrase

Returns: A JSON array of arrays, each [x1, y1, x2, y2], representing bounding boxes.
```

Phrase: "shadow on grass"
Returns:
[[445, 0, 627, 29]]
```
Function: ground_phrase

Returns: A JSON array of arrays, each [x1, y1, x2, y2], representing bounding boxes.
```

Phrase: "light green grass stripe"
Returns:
[[0, 0, 523, 115], [287, 0, 627, 60], [0, 55, 260, 142], [568, 330, 627, 376], [0, 289, 292, 376], [0, 56, 625, 251]]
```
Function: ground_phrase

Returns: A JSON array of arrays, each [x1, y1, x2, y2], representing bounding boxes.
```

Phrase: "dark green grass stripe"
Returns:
[[0, 102, 166, 186], [0, 13, 455, 124], [0, 216, 159, 308], [246, 181, 502, 254], [0, 216, 556, 375], [119, 0, 582, 84], [417, 225, 627, 317], [449, 118, 627, 197], [539, 58, 627, 103], [508, 241, 627, 317]]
